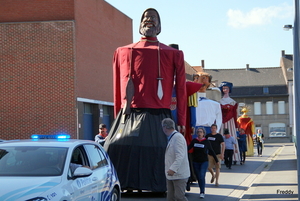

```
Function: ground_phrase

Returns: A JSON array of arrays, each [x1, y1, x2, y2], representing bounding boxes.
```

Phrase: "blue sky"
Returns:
[[105, 0, 294, 69]]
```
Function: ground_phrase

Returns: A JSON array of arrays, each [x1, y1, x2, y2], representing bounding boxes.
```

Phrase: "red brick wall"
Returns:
[[0, 21, 77, 140], [75, 0, 133, 102], [0, 0, 74, 23]]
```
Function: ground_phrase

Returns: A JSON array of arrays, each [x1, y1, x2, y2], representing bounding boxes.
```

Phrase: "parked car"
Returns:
[[0, 134, 120, 201], [269, 132, 287, 137]]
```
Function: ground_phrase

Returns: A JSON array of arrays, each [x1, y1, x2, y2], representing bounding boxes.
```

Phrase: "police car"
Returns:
[[0, 134, 121, 201]]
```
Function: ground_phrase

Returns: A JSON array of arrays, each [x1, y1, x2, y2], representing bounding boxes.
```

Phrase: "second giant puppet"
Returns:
[[219, 81, 240, 163], [104, 8, 187, 192]]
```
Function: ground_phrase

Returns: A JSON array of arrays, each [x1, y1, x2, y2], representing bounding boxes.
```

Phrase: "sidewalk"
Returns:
[[240, 143, 298, 201]]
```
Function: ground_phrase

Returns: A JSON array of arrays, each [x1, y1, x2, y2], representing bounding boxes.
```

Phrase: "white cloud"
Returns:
[[227, 3, 293, 28]]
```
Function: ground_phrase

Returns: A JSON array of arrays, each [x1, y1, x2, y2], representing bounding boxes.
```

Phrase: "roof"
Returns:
[[280, 54, 293, 82], [203, 67, 286, 87], [231, 85, 288, 97], [184, 61, 197, 80]]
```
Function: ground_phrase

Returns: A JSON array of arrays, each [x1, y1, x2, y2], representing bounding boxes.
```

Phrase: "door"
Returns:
[[69, 146, 96, 200], [83, 103, 94, 140]]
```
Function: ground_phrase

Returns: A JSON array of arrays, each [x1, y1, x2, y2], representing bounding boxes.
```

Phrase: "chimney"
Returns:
[[246, 64, 249, 71], [201, 60, 205, 69], [282, 50, 285, 57]]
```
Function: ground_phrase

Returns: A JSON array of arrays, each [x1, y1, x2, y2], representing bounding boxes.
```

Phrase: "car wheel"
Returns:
[[111, 188, 120, 201]]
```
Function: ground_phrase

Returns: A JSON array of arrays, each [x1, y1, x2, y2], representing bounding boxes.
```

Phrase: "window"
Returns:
[[269, 123, 286, 137], [0, 147, 68, 176], [278, 101, 285, 114], [71, 147, 85, 166], [254, 102, 261, 115], [84, 145, 108, 170], [69, 146, 88, 177], [84, 103, 92, 114], [266, 101, 273, 115], [263, 87, 269, 94]]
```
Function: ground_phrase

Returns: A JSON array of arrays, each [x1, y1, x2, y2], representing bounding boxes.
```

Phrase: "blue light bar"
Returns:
[[31, 134, 71, 139]]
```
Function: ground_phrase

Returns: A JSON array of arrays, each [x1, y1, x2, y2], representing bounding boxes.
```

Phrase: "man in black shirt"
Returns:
[[206, 124, 225, 186]]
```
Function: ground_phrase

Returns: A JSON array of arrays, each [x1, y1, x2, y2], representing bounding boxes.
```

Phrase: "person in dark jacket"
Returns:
[[188, 127, 218, 199], [237, 128, 247, 164], [95, 124, 108, 146]]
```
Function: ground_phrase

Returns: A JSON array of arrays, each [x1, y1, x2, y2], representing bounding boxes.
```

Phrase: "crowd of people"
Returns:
[[162, 120, 262, 199], [95, 119, 263, 199]]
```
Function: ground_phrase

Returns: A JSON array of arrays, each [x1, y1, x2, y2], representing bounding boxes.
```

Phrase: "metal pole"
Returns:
[[293, 0, 300, 199]]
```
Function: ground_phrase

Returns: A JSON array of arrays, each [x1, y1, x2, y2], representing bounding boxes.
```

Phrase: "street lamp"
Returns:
[[284, 1, 300, 199], [283, 24, 293, 31]]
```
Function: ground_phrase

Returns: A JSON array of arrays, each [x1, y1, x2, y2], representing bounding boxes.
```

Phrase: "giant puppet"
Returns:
[[104, 8, 187, 192], [189, 72, 222, 135], [237, 106, 255, 156], [219, 81, 240, 164]]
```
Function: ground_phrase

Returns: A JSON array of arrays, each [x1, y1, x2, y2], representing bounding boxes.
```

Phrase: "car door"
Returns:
[[84, 144, 110, 201], [68, 146, 96, 201]]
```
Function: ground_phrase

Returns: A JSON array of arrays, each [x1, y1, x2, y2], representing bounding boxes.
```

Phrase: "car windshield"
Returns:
[[0, 146, 68, 176]]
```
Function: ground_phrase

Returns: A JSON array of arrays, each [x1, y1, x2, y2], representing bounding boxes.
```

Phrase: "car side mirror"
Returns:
[[73, 167, 93, 178]]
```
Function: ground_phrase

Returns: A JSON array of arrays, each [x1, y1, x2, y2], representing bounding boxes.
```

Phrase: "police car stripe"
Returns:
[[0, 182, 59, 201]]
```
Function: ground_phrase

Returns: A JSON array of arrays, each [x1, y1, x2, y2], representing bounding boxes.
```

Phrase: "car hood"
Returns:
[[0, 177, 62, 201]]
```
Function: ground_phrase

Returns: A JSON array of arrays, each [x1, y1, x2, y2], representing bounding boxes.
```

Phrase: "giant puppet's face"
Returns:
[[140, 10, 160, 37], [222, 86, 230, 95], [194, 74, 211, 92]]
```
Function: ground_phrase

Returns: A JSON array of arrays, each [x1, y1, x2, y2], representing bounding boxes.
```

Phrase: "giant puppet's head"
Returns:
[[219, 81, 233, 95], [193, 72, 212, 92], [139, 8, 161, 37]]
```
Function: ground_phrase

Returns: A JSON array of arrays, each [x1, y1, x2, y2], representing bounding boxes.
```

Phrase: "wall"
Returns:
[[0, 0, 74, 22], [235, 96, 290, 142], [74, 0, 133, 102], [0, 21, 77, 139]]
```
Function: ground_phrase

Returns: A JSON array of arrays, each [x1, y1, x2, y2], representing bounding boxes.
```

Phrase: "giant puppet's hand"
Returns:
[[177, 125, 186, 135], [191, 127, 195, 135]]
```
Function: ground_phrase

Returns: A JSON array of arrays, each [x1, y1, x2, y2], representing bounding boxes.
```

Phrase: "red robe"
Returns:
[[108, 37, 187, 191], [237, 115, 255, 156], [185, 82, 203, 149], [221, 103, 238, 127], [113, 37, 187, 125]]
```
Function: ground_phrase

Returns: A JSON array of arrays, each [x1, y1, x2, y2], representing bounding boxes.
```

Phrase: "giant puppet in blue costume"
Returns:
[[219, 81, 240, 164], [104, 8, 187, 192]]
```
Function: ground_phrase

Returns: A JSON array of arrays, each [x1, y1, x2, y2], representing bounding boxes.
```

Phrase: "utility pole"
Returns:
[[293, 0, 300, 199]]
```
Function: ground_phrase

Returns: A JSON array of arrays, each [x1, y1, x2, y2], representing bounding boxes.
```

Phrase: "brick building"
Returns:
[[0, 0, 132, 140]]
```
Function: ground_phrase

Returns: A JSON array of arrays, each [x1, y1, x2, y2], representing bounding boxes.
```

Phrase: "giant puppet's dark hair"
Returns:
[[219, 81, 233, 95], [139, 8, 161, 36]]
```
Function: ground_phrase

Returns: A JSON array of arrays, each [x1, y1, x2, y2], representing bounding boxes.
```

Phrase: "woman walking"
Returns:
[[237, 128, 247, 164], [188, 127, 218, 199]]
